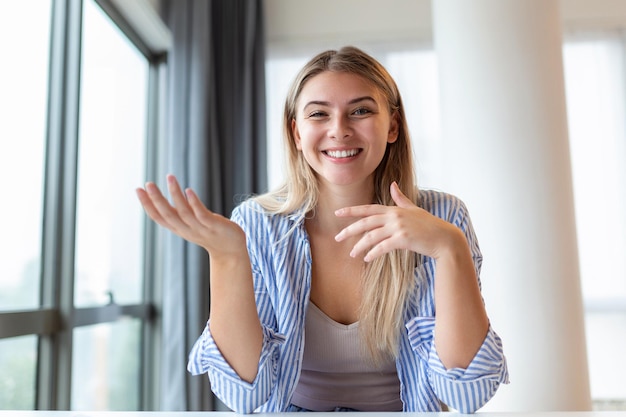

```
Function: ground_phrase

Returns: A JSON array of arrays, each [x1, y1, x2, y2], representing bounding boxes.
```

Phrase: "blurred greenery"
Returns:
[[71, 320, 140, 410], [0, 258, 38, 410], [0, 258, 39, 311], [0, 336, 36, 409]]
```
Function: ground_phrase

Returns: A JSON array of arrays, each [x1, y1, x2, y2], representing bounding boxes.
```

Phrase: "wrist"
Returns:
[[209, 251, 250, 269], [434, 225, 469, 261]]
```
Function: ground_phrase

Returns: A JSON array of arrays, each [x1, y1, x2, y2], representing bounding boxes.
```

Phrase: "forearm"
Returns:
[[433, 227, 489, 369], [208, 253, 263, 383]]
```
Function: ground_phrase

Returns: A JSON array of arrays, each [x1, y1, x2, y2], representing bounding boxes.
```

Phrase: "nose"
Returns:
[[328, 115, 352, 140]]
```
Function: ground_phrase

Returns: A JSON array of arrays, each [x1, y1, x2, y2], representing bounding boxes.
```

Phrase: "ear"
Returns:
[[291, 118, 302, 150], [387, 111, 400, 144]]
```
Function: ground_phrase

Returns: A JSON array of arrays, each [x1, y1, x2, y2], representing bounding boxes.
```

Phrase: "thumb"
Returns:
[[390, 181, 414, 208]]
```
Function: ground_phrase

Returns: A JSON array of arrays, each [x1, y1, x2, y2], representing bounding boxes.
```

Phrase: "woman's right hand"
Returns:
[[139, 175, 263, 382], [136, 174, 247, 259]]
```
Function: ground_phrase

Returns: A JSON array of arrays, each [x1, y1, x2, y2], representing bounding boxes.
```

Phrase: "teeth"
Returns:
[[326, 149, 359, 158]]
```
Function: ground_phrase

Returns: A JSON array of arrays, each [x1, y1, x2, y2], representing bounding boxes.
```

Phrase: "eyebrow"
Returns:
[[302, 96, 378, 109]]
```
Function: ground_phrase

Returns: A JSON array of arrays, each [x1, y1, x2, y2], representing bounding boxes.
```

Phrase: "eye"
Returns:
[[306, 110, 327, 119], [352, 107, 372, 116]]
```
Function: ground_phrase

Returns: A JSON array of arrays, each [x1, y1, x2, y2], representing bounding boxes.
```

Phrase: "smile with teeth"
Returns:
[[324, 149, 361, 158]]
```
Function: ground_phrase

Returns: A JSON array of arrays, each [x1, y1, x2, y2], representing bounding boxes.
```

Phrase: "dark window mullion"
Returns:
[[93, 0, 152, 59], [0, 310, 61, 339], [139, 58, 166, 411], [36, 0, 165, 410], [37, 0, 83, 410], [71, 304, 156, 327]]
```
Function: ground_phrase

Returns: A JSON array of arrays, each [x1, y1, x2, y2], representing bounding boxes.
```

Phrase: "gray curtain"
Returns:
[[160, 0, 267, 411]]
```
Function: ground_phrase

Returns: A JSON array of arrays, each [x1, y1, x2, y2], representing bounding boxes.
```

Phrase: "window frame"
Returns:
[[0, 0, 169, 411]]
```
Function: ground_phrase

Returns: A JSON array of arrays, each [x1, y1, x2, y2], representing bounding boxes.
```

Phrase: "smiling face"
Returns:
[[291, 71, 399, 193]]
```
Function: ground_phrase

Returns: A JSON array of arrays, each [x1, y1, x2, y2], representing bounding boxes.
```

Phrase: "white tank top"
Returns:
[[290, 301, 403, 411]]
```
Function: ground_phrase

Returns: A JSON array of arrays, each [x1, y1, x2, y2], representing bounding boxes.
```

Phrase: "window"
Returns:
[[0, 0, 167, 410], [265, 55, 307, 188], [71, 320, 142, 410], [75, 0, 148, 308], [0, 336, 38, 409], [0, 0, 52, 409], [0, 0, 50, 314], [70, 1, 150, 409], [563, 31, 626, 409]]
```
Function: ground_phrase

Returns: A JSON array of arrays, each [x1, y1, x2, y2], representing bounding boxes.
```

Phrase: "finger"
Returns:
[[335, 204, 388, 218], [390, 181, 415, 209], [185, 187, 217, 225], [363, 237, 397, 262], [165, 175, 200, 228], [138, 182, 183, 230], [184, 187, 247, 253], [348, 225, 389, 259], [357, 225, 408, 262], [144, 180, 189, 231], [335, 214, 387, 242], [136, 186, 167, 225]]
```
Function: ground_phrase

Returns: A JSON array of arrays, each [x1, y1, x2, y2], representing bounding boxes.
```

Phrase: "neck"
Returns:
[[307, 181, 375, 236]]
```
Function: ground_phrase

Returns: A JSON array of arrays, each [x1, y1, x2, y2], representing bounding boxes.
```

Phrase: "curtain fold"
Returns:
[[160, 0, 266, 410]]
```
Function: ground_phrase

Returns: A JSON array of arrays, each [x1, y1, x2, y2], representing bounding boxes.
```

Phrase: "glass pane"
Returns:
[[384, 50, 441, 189], [265, 56, 307, 189], [564, 35, 626, 407], [0, 1, 51, 311], [0, 335, 38, 409], [71, 319, 141, 410], [563, 37, 626, 301], [74, 0, 148, 306], [585, 313, 626, 400]]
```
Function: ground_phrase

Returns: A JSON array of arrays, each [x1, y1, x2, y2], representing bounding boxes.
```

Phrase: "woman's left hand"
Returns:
[[338, 182, 489, 369], [335, 182, 460, 262]]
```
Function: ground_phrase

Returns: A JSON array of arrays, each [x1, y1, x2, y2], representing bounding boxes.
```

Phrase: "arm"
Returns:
[[208, 251, 263, 382], [405, 192, 509, 413], [136, 174, 262, 381], [430, 222, 489, 369], [335, 182, 487, 368], [335, 184, 508, 412]]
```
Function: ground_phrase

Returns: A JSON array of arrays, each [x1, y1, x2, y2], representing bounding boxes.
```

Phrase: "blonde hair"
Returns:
[[254, 46, 418, 362]]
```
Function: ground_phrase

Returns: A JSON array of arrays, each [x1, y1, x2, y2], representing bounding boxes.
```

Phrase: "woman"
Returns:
[[136, 46, 508, 413]]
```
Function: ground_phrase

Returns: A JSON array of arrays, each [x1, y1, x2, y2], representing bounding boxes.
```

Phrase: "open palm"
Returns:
[[136, 174, 247, 258]]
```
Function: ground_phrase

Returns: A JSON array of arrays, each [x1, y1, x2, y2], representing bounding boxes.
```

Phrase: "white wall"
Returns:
[[264, 0, 626, 52], [264, 0, 433, 55]]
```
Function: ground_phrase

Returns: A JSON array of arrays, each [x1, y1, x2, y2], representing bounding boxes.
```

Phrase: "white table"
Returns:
[[1, 412, 625, 417]]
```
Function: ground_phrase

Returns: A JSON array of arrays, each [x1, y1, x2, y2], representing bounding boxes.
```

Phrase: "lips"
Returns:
[[323, 148, 361, 158]]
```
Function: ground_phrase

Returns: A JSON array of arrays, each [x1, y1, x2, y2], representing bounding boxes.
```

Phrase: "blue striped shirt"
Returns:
[[188, 189, 509, 413]]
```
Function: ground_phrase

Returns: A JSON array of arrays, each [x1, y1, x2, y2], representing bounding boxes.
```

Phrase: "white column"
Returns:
[[432, 0, 591, 411]]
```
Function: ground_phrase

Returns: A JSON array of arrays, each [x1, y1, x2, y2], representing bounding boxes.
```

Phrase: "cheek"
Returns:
[[294, 124, 316, 151]]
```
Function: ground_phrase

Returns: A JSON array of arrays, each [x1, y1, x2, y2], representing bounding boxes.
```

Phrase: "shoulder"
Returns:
[[417, 188, 470, 223], [232, 199, 276, 226], [231, 198, 304, 234], [232, 198, 266, 218]]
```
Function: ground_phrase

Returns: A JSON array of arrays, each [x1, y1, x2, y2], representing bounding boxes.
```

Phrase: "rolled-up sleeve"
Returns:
[[406, 316, 509, 413], [187, 322, 286, 413]]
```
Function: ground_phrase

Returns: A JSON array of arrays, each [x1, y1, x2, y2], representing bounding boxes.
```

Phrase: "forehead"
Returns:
[[298, 71, 383, 104]]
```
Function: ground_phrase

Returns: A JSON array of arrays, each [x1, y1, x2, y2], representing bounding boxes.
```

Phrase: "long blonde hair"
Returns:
[[254, 46, 418, 362]]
